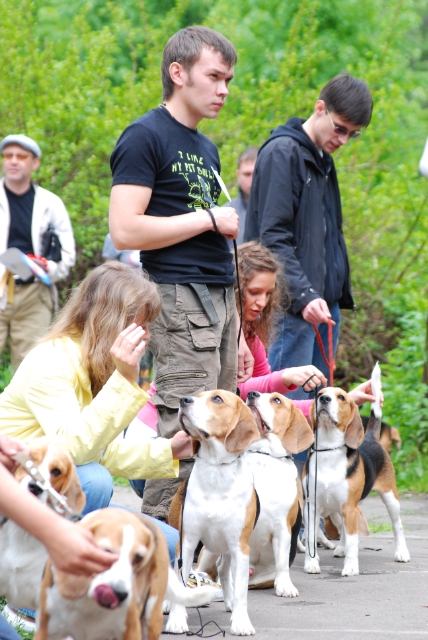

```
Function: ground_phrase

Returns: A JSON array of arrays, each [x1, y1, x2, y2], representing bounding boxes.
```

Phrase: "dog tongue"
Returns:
[[93, 584, 120, 609]]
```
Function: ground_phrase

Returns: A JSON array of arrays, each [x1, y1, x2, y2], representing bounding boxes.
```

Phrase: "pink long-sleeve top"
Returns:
[[137, 334, 312, 430]]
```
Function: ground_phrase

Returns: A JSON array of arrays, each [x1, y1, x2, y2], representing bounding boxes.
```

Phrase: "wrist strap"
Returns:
[[206, 208, 220, 234]]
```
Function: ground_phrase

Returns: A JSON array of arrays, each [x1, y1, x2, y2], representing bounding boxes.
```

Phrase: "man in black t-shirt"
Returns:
[[109, 26, 254, 520], [0, 134, 75, 372]]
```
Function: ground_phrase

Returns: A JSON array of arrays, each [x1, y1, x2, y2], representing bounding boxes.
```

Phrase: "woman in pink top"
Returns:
[[138, 242, 374, 430]]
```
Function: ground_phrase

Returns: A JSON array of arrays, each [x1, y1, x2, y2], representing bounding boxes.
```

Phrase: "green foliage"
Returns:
[[1, 0, 428, 482]]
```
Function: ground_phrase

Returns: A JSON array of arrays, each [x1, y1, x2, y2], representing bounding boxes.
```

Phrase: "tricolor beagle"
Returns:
[[302, 376, 410, 577], [35, 508, 214, 640], [0, 439, 85, 611], [167, 390, 260, 636], [245, 391, 313, 596]]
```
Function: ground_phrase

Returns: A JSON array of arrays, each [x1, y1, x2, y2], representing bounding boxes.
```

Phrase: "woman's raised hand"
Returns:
[[280, 365, 327, 391], [110, 323, 147, 385]]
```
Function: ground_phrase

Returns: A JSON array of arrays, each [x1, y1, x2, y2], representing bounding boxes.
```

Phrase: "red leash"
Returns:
[[312, 319, 335, 386]]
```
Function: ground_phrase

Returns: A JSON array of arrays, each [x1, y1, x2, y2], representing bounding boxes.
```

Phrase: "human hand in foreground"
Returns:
[[349, 379, 384, 407], [171, 431, 192, 460], [110, 323, 147, 385], [0, 435, 30, 472], [281, 365, 327, 391], [209, 207, 239, 240], [301, 298, 336, 325], [45, 519, 118, 576], [238, 333, 254, 383]]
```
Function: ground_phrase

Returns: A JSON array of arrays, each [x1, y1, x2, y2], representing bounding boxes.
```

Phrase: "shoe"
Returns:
[[2, 605, 36, 633], [187, 571, 224, 602]]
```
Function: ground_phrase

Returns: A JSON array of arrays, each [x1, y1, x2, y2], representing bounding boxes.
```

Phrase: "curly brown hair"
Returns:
[[233, 242, 290, 348]]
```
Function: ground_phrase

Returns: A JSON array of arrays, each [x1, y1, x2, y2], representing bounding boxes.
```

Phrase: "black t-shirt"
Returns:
[[110, 106, 235, 285], [5, 184, 35, 254]]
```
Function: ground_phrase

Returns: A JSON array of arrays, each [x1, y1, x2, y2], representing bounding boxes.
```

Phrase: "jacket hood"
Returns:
[[261, 116, 327, 174]]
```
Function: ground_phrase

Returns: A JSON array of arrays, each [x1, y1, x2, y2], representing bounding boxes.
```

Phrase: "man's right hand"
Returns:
[[209, 207, 239, 240], [301, 298, 335, 325]]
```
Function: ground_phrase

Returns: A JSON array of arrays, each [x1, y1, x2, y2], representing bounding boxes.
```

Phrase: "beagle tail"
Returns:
[[365, 362, 382, 440], [165, 567, 216, 608]]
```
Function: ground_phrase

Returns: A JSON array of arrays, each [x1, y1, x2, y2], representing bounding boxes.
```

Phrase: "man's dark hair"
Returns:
[[319, 74, 373, 127], [161, 26, 237, 101], [238, 146, 258, 168]]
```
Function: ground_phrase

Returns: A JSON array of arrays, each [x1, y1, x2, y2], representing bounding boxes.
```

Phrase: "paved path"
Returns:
[[112, 486, 428, 639]]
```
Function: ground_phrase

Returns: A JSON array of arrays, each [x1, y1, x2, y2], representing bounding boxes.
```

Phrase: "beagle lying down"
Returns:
[[0, 439, 85, 611], [167, 390, 260, 636], [303, 368, 410, 577], [35, 509, 214, 640]]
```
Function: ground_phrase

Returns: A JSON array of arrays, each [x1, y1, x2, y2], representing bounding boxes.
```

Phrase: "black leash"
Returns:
[[233, 239, 243, 349]]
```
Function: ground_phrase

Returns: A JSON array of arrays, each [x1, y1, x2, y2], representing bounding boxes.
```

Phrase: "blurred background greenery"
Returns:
[[1, 0, 428, 488]]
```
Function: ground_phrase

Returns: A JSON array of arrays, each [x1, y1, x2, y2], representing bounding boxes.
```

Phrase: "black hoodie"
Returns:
[[245, 116, 354, 314]]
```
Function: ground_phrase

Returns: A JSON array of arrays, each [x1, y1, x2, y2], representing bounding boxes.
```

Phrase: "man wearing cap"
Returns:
[[0, 134, 75, 372]]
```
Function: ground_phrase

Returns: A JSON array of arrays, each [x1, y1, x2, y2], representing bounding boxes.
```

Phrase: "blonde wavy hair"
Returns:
[[42, 262, 161, 396], [234, 242, 290, 348]]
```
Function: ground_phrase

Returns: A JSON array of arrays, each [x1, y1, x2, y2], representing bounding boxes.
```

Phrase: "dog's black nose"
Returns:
[[180, 396, 194, 407], [28, 480, 44, 496], [113, 588, 128, 604], [247, 391, 260, 400], [319, 394, 331, 405]]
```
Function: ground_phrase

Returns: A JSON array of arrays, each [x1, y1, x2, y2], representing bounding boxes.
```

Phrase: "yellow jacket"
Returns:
[[0, 337, 179, 480]]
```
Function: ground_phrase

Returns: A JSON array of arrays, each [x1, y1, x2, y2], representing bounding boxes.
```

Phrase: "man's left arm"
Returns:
[[45, 194, 76, 283]]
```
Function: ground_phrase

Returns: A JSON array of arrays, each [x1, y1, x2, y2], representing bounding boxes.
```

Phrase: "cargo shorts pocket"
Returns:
[[186, 313, 218, 351]]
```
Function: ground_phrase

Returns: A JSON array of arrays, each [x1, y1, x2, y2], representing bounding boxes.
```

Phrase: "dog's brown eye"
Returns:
[[133, 553, 144, 565], [272, 397, 281, 404], [338, 395, 345, 401], [50, 468, 62, 477], [211, 395, 223, 404]]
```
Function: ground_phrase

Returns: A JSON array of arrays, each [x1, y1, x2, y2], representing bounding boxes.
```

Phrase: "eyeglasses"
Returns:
[[326, 109, 361, 139], [2, 152, 34, 160]]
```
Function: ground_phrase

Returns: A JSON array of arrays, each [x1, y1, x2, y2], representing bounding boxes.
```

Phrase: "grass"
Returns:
[[0, 597, 34, 639], [368, 522, 393, 534]]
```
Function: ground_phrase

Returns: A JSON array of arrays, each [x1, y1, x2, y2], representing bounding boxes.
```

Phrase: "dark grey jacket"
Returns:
[[245, 117, 354, 315]]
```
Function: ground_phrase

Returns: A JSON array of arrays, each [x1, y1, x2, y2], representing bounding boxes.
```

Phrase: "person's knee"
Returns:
[[76, 463, 113, 515]]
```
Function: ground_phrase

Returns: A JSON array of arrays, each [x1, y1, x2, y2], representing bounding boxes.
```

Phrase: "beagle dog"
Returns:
[[361, 415, 402, 453], [166, 390, 261, 636], [0, 439, 86, 611], [35, 509, 213, 640], [244, 391, 314, 596], [302, 376, 410, 577]]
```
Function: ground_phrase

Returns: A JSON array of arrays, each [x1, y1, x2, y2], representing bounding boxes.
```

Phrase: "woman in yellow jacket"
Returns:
[[0, 261, 192, 558]]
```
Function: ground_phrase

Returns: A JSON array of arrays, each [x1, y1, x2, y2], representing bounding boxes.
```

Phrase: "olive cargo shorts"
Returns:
[[142, 283, 237, 520]]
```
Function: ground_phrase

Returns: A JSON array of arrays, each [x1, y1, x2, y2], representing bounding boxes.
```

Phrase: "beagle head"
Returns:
[[54, 509, 157, 606], [246, 391, 314, 454], [311, 388, 364, 449], [14, 438, 86, 514], [179, 389, 260, 457]]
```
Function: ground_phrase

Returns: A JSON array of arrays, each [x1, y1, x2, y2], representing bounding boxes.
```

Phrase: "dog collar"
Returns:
[[310, 444, 346, 453], [252, 450, 291, 460]]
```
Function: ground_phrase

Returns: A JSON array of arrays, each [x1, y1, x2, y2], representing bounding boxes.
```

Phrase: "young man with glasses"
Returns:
[[245, 74, 373, 412], [0, 134, 75, 371]]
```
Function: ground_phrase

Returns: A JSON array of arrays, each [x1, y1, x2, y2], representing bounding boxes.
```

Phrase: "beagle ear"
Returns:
[[281, 405, 314, 454], [308, 400, 316, 431], [344, 402, 365, 449], [225, 402, 260, 454], [63, 464, 86, 515]]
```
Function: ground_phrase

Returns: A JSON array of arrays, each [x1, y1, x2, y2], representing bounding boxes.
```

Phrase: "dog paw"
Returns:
[[165, 608, 188, 634], [323, 539, 336, 550], [230, 611, 255, 636], [333, 546, 345, 558], [342, 562, 359, 576], [395, 547, 410, 563], [224, 599, 233, 612], [274, 578, 299, 598], [162, 599, 171, 614], [304, 559, 320, 574]]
